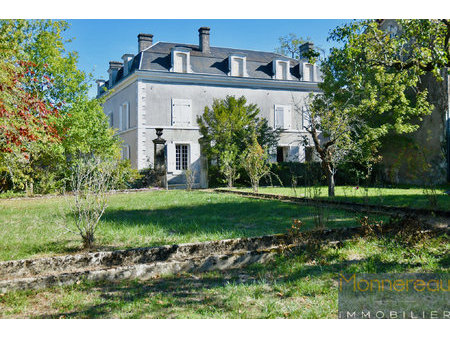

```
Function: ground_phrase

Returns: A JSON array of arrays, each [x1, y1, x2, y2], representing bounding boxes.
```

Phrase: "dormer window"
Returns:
[[228, 54, 248, 77], [273, 59, 291, 80], [170, 48, 192, 73], [300, 61, 316, 82]]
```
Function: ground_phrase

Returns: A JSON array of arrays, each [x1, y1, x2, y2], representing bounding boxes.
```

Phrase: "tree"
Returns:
[[298, 94, 357, 197], [276, 33, 324, 61], [302, 19, 438, 196], [198, 95, 279, 186], [0, 20, 127, 193]]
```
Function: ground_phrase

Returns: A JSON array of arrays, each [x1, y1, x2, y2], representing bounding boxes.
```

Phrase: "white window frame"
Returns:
[[171, 98, 192, 127], [228, 54, 248, 77], [300, 61, 315, 82], [272, 59, 291, 80], [175, 143, 190, 171], [274, 104, 292, 130], [119, 102, 130, 131], [170, 48, 192, 73]]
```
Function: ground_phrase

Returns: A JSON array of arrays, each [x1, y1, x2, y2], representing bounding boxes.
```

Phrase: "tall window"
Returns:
[[176, 144, 189, 170], [120, 102, 129, 131]]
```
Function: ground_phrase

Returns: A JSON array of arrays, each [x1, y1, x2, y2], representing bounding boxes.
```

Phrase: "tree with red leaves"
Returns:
[[0, 20, 122, 193]]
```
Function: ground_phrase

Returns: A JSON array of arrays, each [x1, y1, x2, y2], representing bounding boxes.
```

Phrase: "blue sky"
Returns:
[[63, 19, 352, 97]]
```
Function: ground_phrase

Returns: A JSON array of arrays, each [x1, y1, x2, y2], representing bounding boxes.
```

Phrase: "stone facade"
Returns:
[[98, 27, 322, 188]]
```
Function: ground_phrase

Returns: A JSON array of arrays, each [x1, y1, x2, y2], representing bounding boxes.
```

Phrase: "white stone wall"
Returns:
[[104, 75, 318, 187]]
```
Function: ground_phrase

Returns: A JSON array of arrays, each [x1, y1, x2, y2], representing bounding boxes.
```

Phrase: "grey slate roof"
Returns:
[[103, 41, 301, 89], [140, 42, 300, 79]]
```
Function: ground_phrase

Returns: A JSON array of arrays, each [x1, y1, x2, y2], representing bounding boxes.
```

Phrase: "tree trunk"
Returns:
[[323, 162, 335, 197], [327, 170, 335, 197]]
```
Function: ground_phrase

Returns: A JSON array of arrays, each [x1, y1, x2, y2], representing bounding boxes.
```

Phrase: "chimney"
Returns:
[[121, 54, 134, 77], [108, 61, 122, 88], [138, 33, 153, 53], [198, 27, 210, 54], [299, 42, 314, 60], [96, 79, 106, 96]]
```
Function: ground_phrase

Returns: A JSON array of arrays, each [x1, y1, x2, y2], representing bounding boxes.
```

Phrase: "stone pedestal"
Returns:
[[153, 128, 167, 189]]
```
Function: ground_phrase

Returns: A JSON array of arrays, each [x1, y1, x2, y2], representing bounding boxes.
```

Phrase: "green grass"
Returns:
[[233, 186, 450, 210], [1, 233, 447, 318], [0, 190, 360, 261]]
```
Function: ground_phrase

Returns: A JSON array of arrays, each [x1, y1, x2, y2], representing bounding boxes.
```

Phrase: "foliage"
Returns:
[[0, 19, 131, 193], [302, 19, 449, 196], [198, 95, 279, 187], [240, 137, 271, 192], [218, 146, 240, 188], [275, 33, 323, 61], [198, 96, 280, 159]]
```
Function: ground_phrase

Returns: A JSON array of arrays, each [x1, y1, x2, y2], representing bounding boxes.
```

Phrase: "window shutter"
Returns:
[[167, 142, 176, 172], [302, 107, 310, 130], [119, 105, 123, 131], [284, 105, 292, 129], [174, 53, 181, 72], [172, 99, 192, 126], [122, 103, 129, 130], [190, 142, 201, 171], [275, 105, 284, 129]]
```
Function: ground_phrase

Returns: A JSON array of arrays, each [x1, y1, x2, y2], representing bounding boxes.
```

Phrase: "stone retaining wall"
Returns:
[[1, 213, 447, 293]]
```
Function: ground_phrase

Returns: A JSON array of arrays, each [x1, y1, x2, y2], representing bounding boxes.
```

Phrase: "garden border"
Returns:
[[214, 188, 450, 221]]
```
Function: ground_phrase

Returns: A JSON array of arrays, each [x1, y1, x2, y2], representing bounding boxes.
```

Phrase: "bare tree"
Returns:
[[65, 156, 116, 249], [184, 167, 195, 191]]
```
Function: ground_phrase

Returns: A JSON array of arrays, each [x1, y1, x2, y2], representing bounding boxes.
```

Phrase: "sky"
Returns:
[[62, 19, 352, 97]]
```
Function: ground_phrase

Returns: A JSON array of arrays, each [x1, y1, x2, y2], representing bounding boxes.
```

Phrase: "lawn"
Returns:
[[1, 233, 448, 318], [0, 190, 360, 261], [233, 186, 450, 210]]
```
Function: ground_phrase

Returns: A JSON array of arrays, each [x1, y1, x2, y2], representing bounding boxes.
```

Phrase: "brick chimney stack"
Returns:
[[198, 27, 210, 54], [138, 33, 153, 53]]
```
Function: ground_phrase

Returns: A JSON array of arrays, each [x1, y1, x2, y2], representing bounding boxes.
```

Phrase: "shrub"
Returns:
[[65, 156, 117, 249], [240, 138, 271, 192]]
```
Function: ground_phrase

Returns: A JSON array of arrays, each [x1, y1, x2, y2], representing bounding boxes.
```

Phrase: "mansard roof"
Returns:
[[139, 42, 300, 79], [101, 40, 312, 92]]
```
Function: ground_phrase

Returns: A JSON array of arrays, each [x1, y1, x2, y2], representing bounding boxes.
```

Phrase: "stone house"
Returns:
[[96, 27, 322, 188]]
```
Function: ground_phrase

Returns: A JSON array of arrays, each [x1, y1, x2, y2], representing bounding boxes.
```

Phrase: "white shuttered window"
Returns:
[[274, 105, 292, 130], [171, 99, 192, 126]]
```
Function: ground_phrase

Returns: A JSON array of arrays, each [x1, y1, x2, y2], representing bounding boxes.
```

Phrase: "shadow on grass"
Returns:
[[101, 199, 357, 239], [321, 194, 449, 211]]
